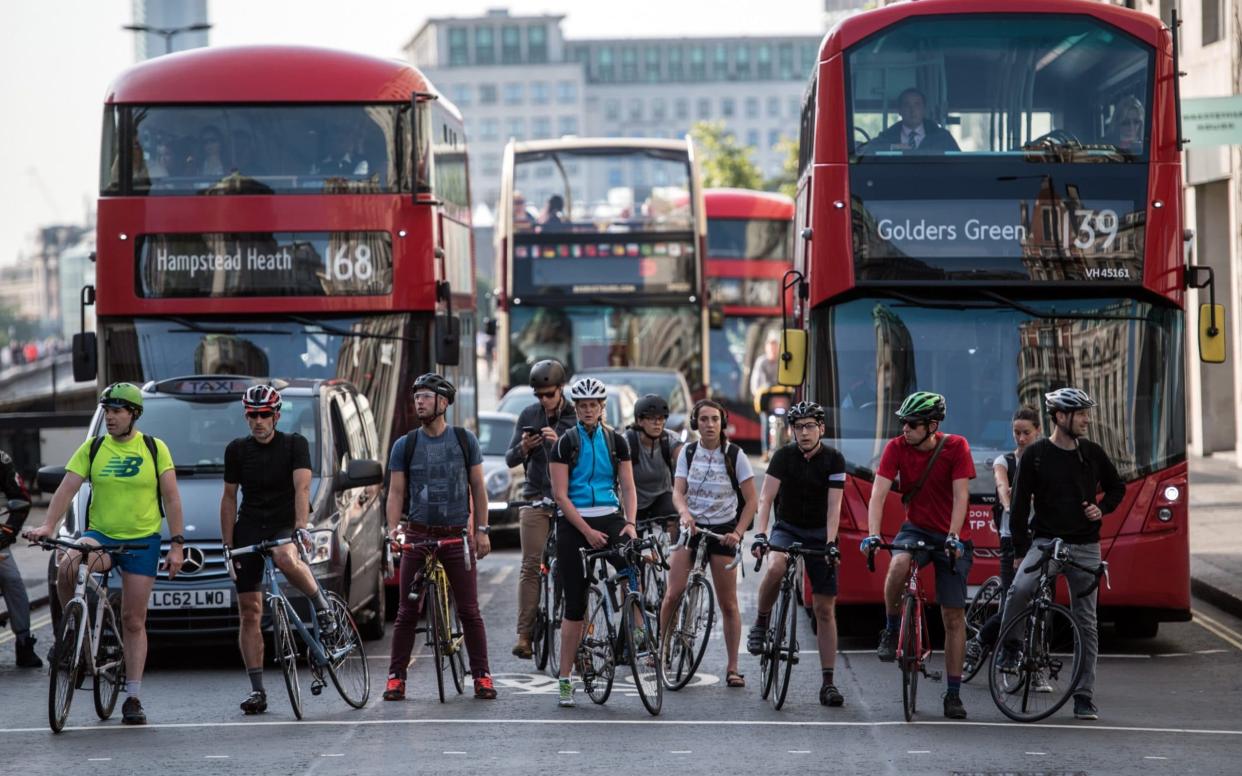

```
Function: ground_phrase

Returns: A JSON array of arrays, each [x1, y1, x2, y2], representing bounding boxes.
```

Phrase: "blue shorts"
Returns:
[[81, 531, 161, 578], [891, 523, 972, 609], [769, 521, 838, 597]]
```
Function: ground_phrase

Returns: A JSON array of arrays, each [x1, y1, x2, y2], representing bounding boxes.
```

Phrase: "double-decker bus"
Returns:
[[781, 0, 1225, 637], [493, 138, 709, 400], [76, 45, 477, 451], [704, 188, 795, 445]]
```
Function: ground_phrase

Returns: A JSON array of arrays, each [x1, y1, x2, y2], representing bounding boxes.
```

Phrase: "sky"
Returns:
[[0, 0, 825, 267]]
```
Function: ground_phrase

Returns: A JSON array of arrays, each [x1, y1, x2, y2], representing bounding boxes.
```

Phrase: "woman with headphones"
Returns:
[[662, 399, 757, 688]]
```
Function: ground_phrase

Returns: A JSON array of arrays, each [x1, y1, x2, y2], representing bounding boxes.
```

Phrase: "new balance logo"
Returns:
[[98, 455, 144, 478]]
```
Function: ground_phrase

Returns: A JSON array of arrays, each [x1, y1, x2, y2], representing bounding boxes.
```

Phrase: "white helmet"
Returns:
[[1044, 387, 1096, 413], [568, 377, 607, 401]]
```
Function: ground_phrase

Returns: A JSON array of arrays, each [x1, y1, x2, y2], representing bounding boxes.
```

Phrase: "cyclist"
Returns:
[[221, 384, 328, 715], [506, 359, 577, 660], [861, 391, 974, 720], [998, 388, 1124, 721], [27, 383, 186, 725], [747, 401, 848, 705], [627, 393, 683, 523], [384, 373, 497, 702], [665, 399, 756, 687], [0, 447, 40, 667], [964, 406, 1041, 677], [548, 376, 638, 708]]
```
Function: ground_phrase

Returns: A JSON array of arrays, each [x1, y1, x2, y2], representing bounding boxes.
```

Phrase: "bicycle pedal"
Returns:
[[927, 670, 943, 681], [310, 679, 325, 696]]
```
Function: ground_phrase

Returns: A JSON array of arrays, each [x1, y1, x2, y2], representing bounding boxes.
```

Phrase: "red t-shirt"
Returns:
[[877, 433, 976, 537]]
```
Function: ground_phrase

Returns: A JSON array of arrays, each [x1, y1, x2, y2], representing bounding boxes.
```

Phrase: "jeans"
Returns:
[[0, 547, 32, 640], [999, 539, 1101, 699], [516, 505, 554, 638]]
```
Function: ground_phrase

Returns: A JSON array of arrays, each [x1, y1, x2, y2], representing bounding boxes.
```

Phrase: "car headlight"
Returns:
[[486, 468, 512, 498], [308, 530, 334, 566]]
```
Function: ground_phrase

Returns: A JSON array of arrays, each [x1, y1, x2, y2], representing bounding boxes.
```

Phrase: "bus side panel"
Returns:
[[808, 164, 853, 305], [1143, 162, 1186, 304]]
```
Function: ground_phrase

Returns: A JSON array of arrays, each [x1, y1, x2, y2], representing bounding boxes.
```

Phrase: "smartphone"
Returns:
[[522, 426, 540, 436]]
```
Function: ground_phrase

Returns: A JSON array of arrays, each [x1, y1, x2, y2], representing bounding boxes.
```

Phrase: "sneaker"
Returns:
[[15, 636, 42, 669], [819, 684, 844, 707], [474, 674, 498, 700], [963, 637, 983, 675], [121, 696, 147, 725], [240, 690, 267, 715], [876, 628, 897, 663], [557, 678, 576, 708], [1033, 667, 1054, 693], [511, 636, 533, 659], [316, 608, 338, 636], [383, 676, 406, 701], [1073, 694, 1099, 720], [942, 692, 967, 720], [746, 623, 767, 656], [996, 645, 1020, 673]]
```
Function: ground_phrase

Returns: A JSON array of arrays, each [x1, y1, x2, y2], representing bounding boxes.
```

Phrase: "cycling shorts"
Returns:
[[81, 530, 161, 578], [892, 522, 973, 609], [231, 524, 294, 594], [769, 521, 837, 597]]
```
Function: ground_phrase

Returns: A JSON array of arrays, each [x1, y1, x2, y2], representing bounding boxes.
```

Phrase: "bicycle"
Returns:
[[987, 538, 1108, 722], [393, 528, 471, 703], [660, 526, 741, 690], [28, 535, 146, 733], [508, 498, 562, 675], [226, 534, 369, 719], [636, 514, 675, 637], [962, 574, 1004, 682], [866, 541, 947, 722], [753, 540, 836, 710], [577, 536, 664, 716]]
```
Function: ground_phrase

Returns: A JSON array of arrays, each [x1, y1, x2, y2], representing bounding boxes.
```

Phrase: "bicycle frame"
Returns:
[[868, 542, 945, 681], [61, 557, 120, 680]]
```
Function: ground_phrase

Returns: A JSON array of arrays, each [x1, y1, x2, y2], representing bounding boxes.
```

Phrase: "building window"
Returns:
[[557, 80, 577, 103], [768, 129, 782, 149], [605, 99, 621, 121], [558, 115, 578, 136], [503, 82, 523, 105], [788, 96, 800, 119], [629, 98, 643, 120], [530, 81, 549, 104], [506, 117, 525, 141], [746, 129, 760, 148], [450, 84, 471, 106], [448, 28, 468, 66], [690, 46, 706, 80], [652, 98, 666, 121], [675, 98, 689, 120], [1203, 0, 1222, 45], [757, 44, 772, 78], [697, 97, 711, 119], [800, 42, 818, 75], [721, 97, 735, 118], [528, 25, 548, 63], [778, 43, 794, 79], [713, 44, 729, 80], [622, 47, 639, 81], [668, 47, 684, 80], [475, 27, 495, 65], [501, 25, 521, 64], [745, 96, 759, 118], [736, 45, 751, 78], [479, 84, 497, 105], [645, 47, 661, 82], [532, 117, 551, 139], [480, 118, 499, 141], [767, 96, 780, 117], [597, 47, 615, 82], [481, 153, 500, 176]]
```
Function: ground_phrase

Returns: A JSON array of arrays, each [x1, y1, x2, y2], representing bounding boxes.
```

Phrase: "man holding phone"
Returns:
[[505, 359, 576, 658]]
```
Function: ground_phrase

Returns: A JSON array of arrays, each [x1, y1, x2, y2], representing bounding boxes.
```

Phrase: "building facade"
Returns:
[[131, 0, 209, 60]]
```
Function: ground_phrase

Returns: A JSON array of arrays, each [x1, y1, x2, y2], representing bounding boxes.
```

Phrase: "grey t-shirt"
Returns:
[[628, 429, 680, 509], [388, 426, 483, 527]]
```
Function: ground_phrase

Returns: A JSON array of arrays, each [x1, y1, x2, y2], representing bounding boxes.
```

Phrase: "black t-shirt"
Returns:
[[767, 442, 847, 530], [224, 432, 312, 530]]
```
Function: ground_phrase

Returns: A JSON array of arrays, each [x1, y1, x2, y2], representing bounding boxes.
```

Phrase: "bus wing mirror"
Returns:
[[708, 304, 725, 330], [435, 314, 461, 366], [777, 329, 807, 387], [1199, 304, 1227, 364], [72, 332, 97, 382], [335, 459, 384, 491]]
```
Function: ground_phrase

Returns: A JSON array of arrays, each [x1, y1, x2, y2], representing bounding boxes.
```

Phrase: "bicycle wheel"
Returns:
[[425, 580, 447, 704], [324, 592, 370, 709], [533, 566, 550, 671], [49, 600, 85, 733], [900, 594, 919, 722], [623, 592, 663, 715], [270, 598, 303, 720], [770, 591, 797, 710], [446, 594, 467, 695], [758, 605, 775, 701], [92, 603, 124, 720], [989, 602, 1084, 723], [545, 564, 563, 678], [966, 575, 1003, 639], [580, 584, 614, 705], [660, 576, 714, 691]]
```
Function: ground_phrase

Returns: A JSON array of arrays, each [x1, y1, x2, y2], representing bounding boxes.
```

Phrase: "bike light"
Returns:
[[308, 531, 333, 565], [1162, 485, 1181, 503], [1157, 508, 1173, 522], [486, 468, 511, 498]]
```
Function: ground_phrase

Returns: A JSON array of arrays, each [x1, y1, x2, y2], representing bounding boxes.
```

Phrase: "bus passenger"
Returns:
[[867, 88, 960, 154], [1105, 96, 1144, 154], [537, 194, 567, 231]]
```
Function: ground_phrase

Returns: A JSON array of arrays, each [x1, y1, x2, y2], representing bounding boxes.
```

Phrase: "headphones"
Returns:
[[690, 399, 729, 432]]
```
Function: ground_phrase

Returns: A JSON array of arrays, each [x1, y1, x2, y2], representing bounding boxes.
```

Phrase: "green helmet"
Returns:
[[896, 391, 945, 422], [99, 382, 144, 415]]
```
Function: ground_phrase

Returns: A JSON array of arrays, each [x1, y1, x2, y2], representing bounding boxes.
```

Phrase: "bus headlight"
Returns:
[[486, 468, 512, 499], [308, 531, 334, 566], [1162, 485, 1181, 503], [1157, 508, 1173, 522]]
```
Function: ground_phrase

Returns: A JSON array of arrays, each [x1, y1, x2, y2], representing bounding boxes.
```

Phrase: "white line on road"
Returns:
[[87, 758, 111, 762], [1025, 752, 1046, 756], [907, 750, 930, 754], [491, 566, 514, 585], [557, 751, 580, 754], [669, 750, 692, 754], [320, 753, 344, 757], [787, 750, 811, 754], [204, 756, 229, 759], [443, 751, 467, 754], [1144, 756, 1168, 760], [0, 614, 52, 646]]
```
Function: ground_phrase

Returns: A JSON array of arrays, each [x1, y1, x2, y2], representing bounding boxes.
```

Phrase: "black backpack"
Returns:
[[559, 424, 623, 491], [624, 428, 674, 475], [85, 433, 166, 530], [683, 441, 745, 518], [399, 426, 472, 516]]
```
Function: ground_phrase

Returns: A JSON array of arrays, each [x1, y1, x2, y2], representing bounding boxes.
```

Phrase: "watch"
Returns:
[[476, 525, 491, 535], [169, 534, 186, 545]]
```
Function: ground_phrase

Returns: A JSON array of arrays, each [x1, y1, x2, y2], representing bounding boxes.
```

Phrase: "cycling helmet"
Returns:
[[528, 359, 568, 389], [412, 372, 457, 404], [242, 384, 283, 412], [896, 391, 946, 422], [634, 393, 670, 419], [568, 377, 607, 401], [99, 383, 144, 416], [788, 401, 825, 423], [1045, 387, 1096, 413]]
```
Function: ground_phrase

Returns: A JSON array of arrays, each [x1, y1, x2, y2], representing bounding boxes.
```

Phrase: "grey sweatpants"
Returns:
[[0, 547, 32, 640]]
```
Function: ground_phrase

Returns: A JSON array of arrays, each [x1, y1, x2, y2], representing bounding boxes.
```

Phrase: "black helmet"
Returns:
[[528, 359, 567, 389], [411, 372, 456, 404], [635, 393, 670, 420], [788, 401, 825, 423]]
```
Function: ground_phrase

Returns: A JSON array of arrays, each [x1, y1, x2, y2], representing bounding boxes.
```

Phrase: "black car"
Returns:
[[39, 376, 388, 643]]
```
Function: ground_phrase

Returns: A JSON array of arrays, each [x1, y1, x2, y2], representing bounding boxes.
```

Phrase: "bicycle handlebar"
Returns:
[[26, 535, 151, 555], [865, 540, 957, 575], [506, 497, 556, 510], [754, 540, 836, 573], [389, 529, 473, 572], [675, 527, 744, 570], [1021, 539, 1110, 598]]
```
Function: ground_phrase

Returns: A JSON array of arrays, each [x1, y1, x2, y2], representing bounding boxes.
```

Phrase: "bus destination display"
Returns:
[[512, 239, 695, 296]]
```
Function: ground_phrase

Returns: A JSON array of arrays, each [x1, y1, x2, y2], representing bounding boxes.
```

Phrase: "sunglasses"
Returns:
[[901, 419, 927, 429], [245, 410, 275, 420], [534, 389, 558, 399]]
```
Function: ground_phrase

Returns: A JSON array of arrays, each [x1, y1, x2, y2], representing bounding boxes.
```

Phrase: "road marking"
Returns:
[[491, 566, 514, 585], [205, 755, 229, 759], [0, 614, 52, 646], [443, 751, 467, 754], [558, 751, 580, 754], [1193, 610, 1242, 651], [788, 750, 811, 754], [88, 758, 111, 762], [670, 750, 692, 754], [907, 750, 930, 754], [320, 753, 344, 757], [1026, 752, 1046, 755], [1144, 756, 1168, 760]]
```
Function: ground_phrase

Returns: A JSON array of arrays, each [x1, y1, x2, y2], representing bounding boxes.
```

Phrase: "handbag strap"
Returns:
[[901, 433, 949, 506]]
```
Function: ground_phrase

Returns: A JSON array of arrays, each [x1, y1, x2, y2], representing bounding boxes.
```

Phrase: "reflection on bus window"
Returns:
[[707, 218, 792, 260]]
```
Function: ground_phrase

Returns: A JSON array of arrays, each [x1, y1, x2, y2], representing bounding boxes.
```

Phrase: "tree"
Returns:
[[689, 121, 764, 190], [766, 137, 801, 200]]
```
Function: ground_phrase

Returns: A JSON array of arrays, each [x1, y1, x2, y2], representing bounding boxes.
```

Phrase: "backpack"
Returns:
[[400, 426, 472, 516], [992, 451, 1017, 530], [85, 433, 166, 530], [683, 441, 745, 518], [624, 428, 674, 475], [559, 423, 623, 491]]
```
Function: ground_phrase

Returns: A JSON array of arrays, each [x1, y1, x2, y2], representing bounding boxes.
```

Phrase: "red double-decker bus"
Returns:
[[704, 188, 794, 445], [782, 0, 1224, 636], [79, 45, 477, 449]]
